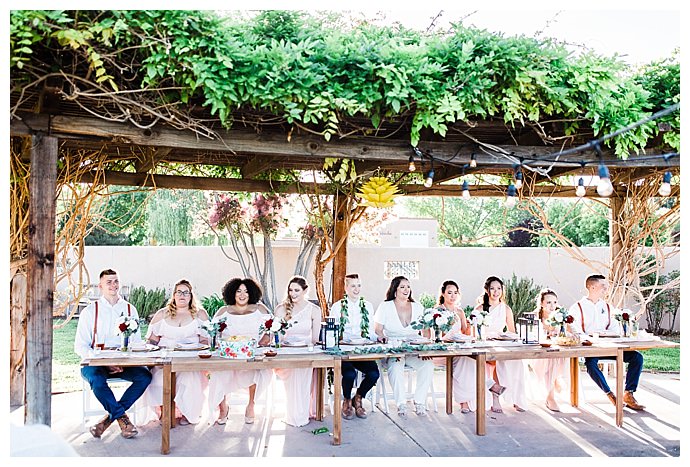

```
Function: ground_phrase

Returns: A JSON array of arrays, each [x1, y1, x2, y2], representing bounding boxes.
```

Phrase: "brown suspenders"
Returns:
[[577, 302, 611, 333]]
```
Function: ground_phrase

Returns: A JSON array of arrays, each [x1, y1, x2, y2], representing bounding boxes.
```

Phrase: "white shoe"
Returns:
[[414, 403, 427, 416], [397, 404, 408, 418]]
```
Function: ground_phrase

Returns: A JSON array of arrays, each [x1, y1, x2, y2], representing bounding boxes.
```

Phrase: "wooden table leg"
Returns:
[[616, 349, 624, 427], [332, 360, 342, 446], [570, 357, 579, 407], [475, 353, 486, 436], [170, 372, 177, 428], [161, 363, 171, 455], [446, 356, 453, 415], [316, 368, 325, 421]]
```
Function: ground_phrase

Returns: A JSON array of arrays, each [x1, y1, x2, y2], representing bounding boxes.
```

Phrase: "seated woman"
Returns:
[[273, 275, 322, 427], [208, 278, 272, 425], [530, 288, 568, 412], [373, 275, 434, 417], [140, 279, 209, 425], [439, 280, 503, 414], [476, 276, 528, 413]]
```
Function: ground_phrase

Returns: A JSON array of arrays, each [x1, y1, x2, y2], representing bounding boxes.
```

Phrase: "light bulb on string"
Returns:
[[658, 171, 672, 196], [576, 177, 586, 197], [514, 168, 523, 190], [469, 153, 477, 168], [408, 155, 416, 172], [596, 164, 614, 197], [504, 184, 517, 208], [424, 169, 435, 188], [462, 180, 471, 199]]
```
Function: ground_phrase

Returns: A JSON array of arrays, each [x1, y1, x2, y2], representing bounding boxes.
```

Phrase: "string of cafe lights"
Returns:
[[409, 103, 680, 206]]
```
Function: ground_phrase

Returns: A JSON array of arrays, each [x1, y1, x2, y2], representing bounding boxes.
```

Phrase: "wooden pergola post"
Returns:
[[25, 133, 58, 426], [331, 193, 349, 304]]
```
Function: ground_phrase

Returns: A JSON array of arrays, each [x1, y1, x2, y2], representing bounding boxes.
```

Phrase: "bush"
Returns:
[[417, 292, 436, 310], [129, 285, 168, 322], [504, 273, 542, 319], [640, 269, 679, 334], [201, 293, 225, 319]]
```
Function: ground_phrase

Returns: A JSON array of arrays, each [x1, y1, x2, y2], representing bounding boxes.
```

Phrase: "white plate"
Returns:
[[131, 344, 159, 352], [409, 339, 432, 345], [175, 343, 209, 351], [343, 338, 375, 345]]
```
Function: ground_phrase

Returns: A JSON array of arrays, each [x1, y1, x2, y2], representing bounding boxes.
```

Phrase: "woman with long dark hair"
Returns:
[[373, 276, 434, 418]]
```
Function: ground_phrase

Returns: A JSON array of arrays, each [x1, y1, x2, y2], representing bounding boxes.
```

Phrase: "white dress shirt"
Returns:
[[569, 297, 622, 336], [329, 296, 375, 340], [74, 296, 142, 358]]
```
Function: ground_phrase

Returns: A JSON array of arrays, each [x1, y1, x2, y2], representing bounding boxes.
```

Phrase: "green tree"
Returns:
[[401, 196, 529, 246], [146, 189, 216, 245], [538, 200, 609, 247], [84, 186, 148, 246]]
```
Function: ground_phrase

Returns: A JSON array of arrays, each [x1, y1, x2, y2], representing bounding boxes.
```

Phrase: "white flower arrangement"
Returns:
[[259, 315, 293, 335], [411, 307, 456, 333], [116, 315, 139, 337], [468, 310, 490, 328], [547, 307, 574, 328]]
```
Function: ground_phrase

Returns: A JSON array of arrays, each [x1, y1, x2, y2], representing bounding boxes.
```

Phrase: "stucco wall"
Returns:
[[74, 244, 679, 329]]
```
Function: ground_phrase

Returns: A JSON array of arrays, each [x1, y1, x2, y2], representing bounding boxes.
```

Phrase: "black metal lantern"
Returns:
[[518, 312, 540, 344], [321, 317, 340, 350]]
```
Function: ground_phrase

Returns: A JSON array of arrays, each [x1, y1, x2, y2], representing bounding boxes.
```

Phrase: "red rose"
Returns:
[[565, 315, 574, 324], [622, 312, 630, 321], [433, 313, 441, 319], [219, 322, 227, 332], [118, 323, 128, 332], [265, 319, 273, 329], [469, 314, 476, 320]]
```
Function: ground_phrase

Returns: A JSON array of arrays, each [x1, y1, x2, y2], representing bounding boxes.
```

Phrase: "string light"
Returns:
[[658, 171, 672, 196], [576, 177, 586, 197], [596, 163, 614, 197], [424, 169, 435, 188], [469, 153, 477, 168], [462, 180, 471, 199], [514, 167, 523, 189], [505, 184, 517, 208], [408, 155, 416, 172]]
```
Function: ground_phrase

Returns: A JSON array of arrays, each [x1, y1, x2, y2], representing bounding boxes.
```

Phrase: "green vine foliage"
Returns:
[[10, 10, 679, 156]]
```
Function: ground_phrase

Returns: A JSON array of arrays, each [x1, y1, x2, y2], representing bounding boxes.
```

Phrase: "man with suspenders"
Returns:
[[568, 274, 645, 411], [74, 269, 152, 438]]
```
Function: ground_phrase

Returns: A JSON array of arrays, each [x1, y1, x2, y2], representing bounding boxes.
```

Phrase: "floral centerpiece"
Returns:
[[614, 311, 632, 337], [468, 310, 490, 341], [116, 315, 140, 351], [200, 316, 227, 351], [259, 315, 294, 348], [411, 307, 456, 342], [548, 308, 574, 337]]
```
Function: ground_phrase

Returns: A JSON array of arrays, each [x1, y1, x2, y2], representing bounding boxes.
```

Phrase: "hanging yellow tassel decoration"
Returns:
[[357, 176, 400, 208]]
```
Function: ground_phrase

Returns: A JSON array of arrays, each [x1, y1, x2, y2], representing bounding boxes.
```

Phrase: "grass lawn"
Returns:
[[51, 319, 680, 394]]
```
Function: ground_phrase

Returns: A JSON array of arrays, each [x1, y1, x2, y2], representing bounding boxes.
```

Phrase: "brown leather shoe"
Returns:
[[116, 414, 139, 439], [89, 414, 113, 438], [341, 398, 355, 420], [623, 391, 646, 411], [607, 391, 617, 406], [353, 394, 368, 419]]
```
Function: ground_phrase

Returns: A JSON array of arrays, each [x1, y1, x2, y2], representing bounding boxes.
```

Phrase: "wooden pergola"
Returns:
[[10, 86, 679, 428]]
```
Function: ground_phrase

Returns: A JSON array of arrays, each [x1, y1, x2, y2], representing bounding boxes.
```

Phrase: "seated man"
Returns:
[[328, 273, 380, 420], [74, 269, 152, 438], [568, 274, 645, 410]]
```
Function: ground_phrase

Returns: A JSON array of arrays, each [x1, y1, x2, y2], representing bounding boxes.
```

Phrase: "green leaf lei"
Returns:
[[339, 295, 370, 339]]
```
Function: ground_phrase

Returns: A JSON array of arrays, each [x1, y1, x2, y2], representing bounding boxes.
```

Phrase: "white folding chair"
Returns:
[[374, 360, 440, 413]]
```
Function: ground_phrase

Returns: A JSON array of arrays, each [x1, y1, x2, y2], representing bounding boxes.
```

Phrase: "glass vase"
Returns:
[[622, 321, 630, 338], [434, 328, 442, 343], [209, 334, 217, 352], [477, 325, 485, 341], [120, 334, 130, 352], [559, 323, 567, 338], [272, 332, 281, 348]]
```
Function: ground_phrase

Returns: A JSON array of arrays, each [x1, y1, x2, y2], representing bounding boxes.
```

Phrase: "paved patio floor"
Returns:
[[9, 370, 680, 458]]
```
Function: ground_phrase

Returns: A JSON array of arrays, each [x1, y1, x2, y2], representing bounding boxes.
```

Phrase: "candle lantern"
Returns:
[[518, 312, 540, 344], [321, 317, 340, 350]]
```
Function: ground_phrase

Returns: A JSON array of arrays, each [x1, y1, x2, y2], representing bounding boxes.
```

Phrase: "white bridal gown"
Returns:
[[274, 305, 316, 427], [207, 310, 272, 418], [139, 318, 208, 424]]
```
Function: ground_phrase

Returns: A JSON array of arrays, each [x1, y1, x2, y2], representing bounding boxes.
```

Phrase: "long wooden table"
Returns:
[[164, 351, 341, 455]]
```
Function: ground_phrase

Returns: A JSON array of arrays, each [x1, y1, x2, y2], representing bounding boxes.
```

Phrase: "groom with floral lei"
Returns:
[[328, 273, 380, 420]]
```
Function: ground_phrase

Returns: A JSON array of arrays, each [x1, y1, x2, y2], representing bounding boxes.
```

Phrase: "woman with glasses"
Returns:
[[208, 277, 271, 425], [139, 279, 210, 425]]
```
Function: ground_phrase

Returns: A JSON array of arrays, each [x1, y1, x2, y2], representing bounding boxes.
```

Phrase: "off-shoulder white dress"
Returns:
[[274, 305, 317, 427], [139, 318, 208, 424], [207, 310, 272, 417]]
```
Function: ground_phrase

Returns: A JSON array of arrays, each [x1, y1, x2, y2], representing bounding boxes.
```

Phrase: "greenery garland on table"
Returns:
[[323, 342, 451, 356], [338, 296, 370, 340]]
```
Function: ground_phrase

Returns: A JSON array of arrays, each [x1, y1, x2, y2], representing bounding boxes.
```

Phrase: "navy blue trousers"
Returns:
[[341, 360, 380, 400], [81, 366, 152, 421], [584, 350, 644, 394]]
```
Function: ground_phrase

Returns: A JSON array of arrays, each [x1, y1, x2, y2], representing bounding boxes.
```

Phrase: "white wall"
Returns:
[[75, 244, 679, 328]]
